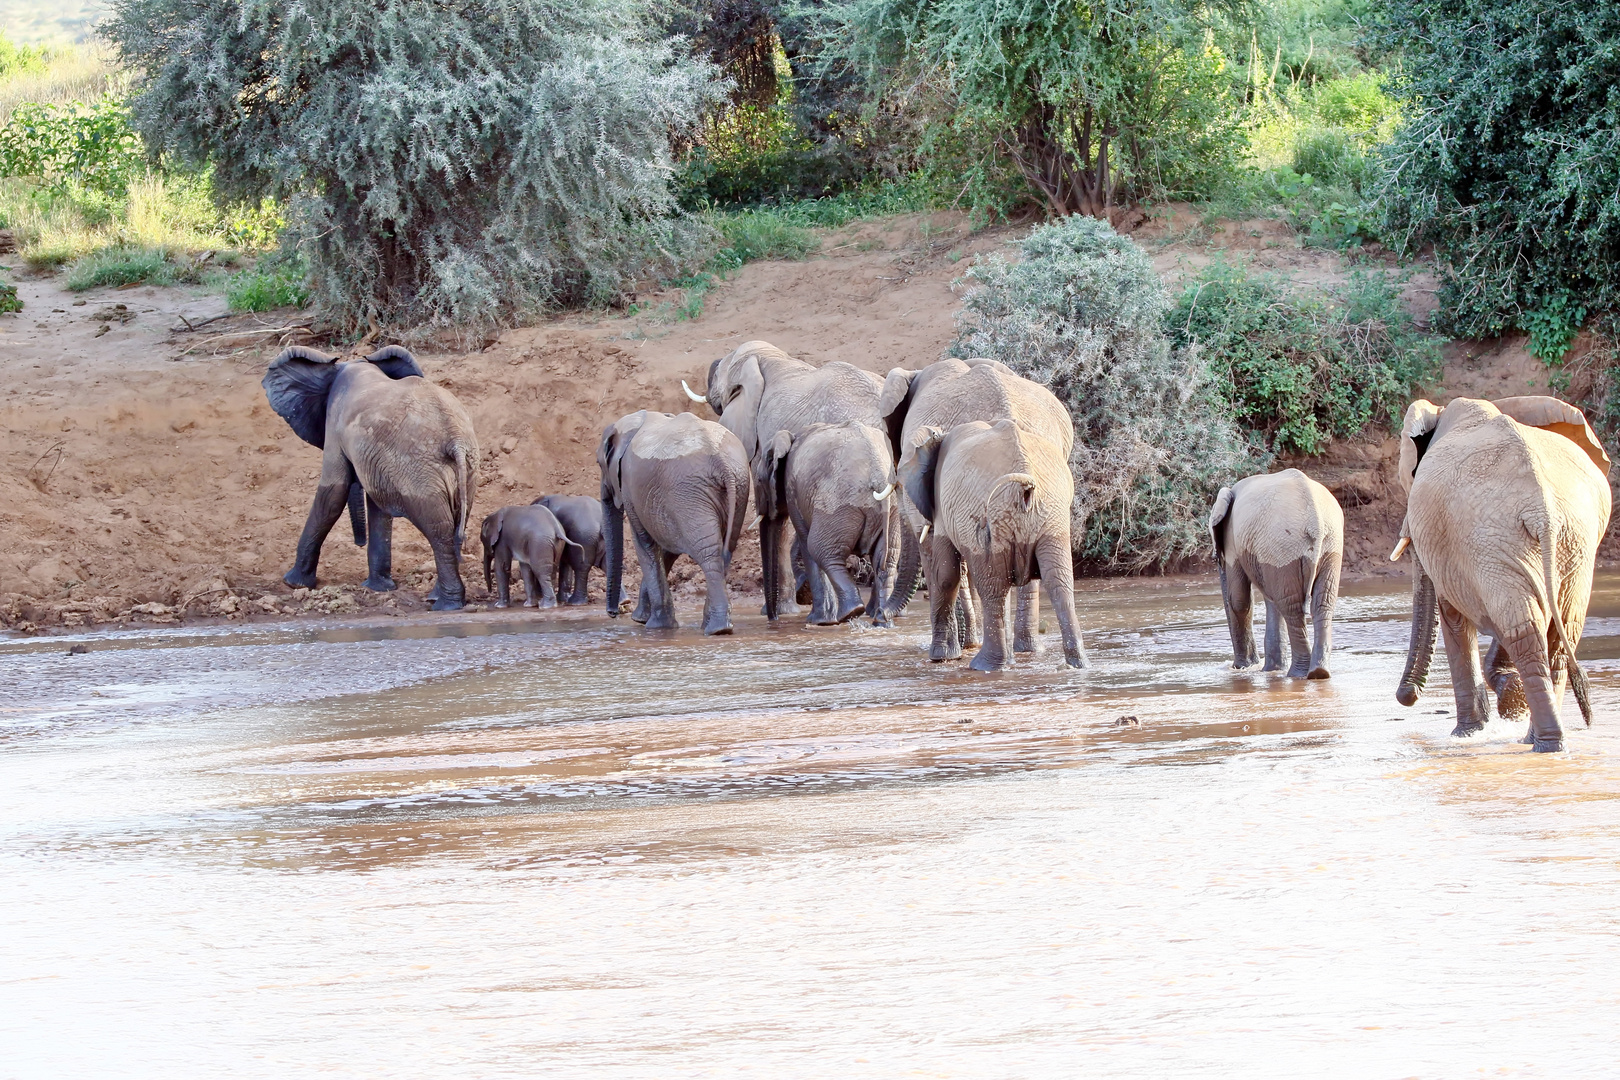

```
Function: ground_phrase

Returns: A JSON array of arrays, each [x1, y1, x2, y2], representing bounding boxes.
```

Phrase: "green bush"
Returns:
[[1170, 262, 1442, 455], [0, 98, 144, 198], [63, 245, 174, 290], [710, 209, 819, 268], [1374, 2, 1620, 342], [0, 280, 21, 312], [950, 216, 1265, 570], [227, 256, 311, 312]]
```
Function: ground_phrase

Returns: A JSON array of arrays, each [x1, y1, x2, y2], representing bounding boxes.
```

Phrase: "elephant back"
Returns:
[[897, 359, 1074, 459]]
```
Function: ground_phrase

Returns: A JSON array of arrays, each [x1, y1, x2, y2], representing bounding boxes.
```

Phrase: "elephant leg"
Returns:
[[428, 533, 466, 610], [1498, 621, 1564, 752], [788, 529, 810, 612], [928, 540, 965, 662], [806, 560, 838, 625], [1280, 595, 1311, 679], [698, 549, 733, 636], [1484, 637, 1529, 721], [363, 495, 396, 592], [1438, 600, 1490, 737], [284, 458, 356, 588], [959, 567, 983, 650], [632, 522, 676, 630], [1220, 560, 1258, 669], [520, 560, 542, 608], [493, 551, 513, 609], [1306, 552, 1340, 679], [968, 570, 1012, 672], [564, 544, 590, 605], [1014, 582, 1042, 654], [809, 523, 865, 625], [1262, 597, 1284, 672]]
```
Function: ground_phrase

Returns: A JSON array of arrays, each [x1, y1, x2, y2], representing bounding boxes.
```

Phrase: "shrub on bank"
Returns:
[[950, 216, 1265, 571]]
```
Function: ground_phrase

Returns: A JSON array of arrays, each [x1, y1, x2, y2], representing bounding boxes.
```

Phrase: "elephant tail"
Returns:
[[347, 480, 366, 547], [451, 443, 475, 556], [1537, 511, 1594, 726]]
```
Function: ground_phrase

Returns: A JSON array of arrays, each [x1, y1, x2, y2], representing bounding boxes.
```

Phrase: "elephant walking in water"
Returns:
[[598, 410, 750, 635], [532, 494, 605, 605], [899, 419, 1085, 671], [1208, 469, 1344, 679], [262, 346, 479, 609], [1393, 395, 1612, 752]]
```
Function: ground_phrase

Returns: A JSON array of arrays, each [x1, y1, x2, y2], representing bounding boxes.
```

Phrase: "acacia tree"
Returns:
[[105, 0, 726, 334], [826, 0, 1252, 217]]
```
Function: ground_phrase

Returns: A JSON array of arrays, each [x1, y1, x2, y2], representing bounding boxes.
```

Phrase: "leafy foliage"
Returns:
[[1374, 1, 1620, 339], [1170, 262, 1441, 455], [950, 216, 1265, 570], [228, 253, 312, 313], [0, 98, 144, 198], [0, 280, 20, 313], [104, 0, 728, 335]]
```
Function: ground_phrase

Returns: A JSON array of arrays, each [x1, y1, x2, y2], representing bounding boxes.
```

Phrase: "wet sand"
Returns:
[[4, 574, 1620, 1076]]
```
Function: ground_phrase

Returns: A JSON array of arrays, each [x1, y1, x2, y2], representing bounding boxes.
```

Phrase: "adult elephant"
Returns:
[[1392, 395, 1611, 752], [899, 419, 1085, 671], [879, 358, 1075, 655], [263, 346, 478, 609], [683, 339, 892, 619]]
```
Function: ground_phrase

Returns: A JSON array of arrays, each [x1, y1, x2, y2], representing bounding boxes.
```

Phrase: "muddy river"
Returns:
[[4, 574, 1620, 1077]]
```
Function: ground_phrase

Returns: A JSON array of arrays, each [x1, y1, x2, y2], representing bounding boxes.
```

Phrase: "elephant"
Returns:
[[755, 421, 901, 626], [879, 357, 1076, 657], [262, 345, 479, 610], [684, 339, 893, 620], [1392, 395, 1612, 752], [532, 494, 605, 605], [1208, 469, 1344, 679], [898, 419, 1085, 671], [480, 504, 582, 609], [598, 410, 750, 635]]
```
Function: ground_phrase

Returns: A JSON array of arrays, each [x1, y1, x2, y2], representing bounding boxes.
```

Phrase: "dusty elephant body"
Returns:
[[1208, 469, 1344, 679], [690, 340, 893, 621], [480, 504, 580, 609], [599, 410, 750, 635], [1394, 396, 1612, 752], [532, 494, 605, 605], [263, 346, 478, 609], [756, 421, 900, 626], [880, 358, 1076, 655], [899, 419, 1085, 671]]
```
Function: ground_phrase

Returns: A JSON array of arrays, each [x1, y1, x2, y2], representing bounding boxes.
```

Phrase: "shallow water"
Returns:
[[5, 574, 1620, 1077]]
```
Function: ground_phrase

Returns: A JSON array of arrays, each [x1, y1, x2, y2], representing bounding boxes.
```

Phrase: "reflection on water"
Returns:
[[4, 574, 1620, 1076]]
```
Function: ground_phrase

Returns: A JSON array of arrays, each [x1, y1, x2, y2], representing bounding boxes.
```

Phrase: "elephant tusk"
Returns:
[[873, 482, 895, 502], [681, 380, 707, 403], [1390, 536, 1411, 562], [748, 516, 761, 531], [918, 523, 931, 544]]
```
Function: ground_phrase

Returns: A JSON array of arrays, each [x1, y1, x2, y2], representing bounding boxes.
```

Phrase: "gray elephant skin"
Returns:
[[1393, 395, 1612, 752], [263, 346, 479, 610], [1208, 468, 1344, 679], [900, 419, 1085, 671], [689, 339, 895, 620], [599, 410, 750, 635], [532, 494, 605, 605], [756, 420, 900, 626], [880, 357, 1076, 656], [480, 503, 581, 609]]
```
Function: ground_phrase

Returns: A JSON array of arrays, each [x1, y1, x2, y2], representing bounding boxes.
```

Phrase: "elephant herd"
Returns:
[[263, 342, 1613, 753]]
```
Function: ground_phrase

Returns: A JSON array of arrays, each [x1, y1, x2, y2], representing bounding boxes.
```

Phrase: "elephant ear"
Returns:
[[365, 345, 426, 380], [1398, 399, 1443, 493], [899, 426, 946, 523], [1208, 485, 1235, 560], [263, 346, 339, 448], [598, 411, 647, 505], [879, 367, 918, 462], [718, 353, 766, 460], [755, 429, 792, 522], [481, 509, 504, 549], [1492, 395, 1612, 475]]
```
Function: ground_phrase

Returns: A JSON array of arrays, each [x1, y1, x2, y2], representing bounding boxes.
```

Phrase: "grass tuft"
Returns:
[[227, 258, 311, 311], [64, 245, 175, 290]]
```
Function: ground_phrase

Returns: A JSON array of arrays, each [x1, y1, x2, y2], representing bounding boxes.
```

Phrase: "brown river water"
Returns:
[[5, 573, 1620, 1077]]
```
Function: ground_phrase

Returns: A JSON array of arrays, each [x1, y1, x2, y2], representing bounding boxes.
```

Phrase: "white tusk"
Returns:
[[681, 380, 707, 403], [918, 523, 931, 544], [1389, 536, 1410, 562], [872, 482, 895, 502], [748, 516, 761, 531]]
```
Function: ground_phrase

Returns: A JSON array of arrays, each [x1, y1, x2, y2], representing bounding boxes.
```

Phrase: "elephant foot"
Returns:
[[1450, 721, 1485, 739], [929, 641, 963, 662], [1063, 651, 1086, 670], [493, 600, 509, 609], [1261, 661, 1282, 673], [645, 613, 678, 630], [566, 596, 589, 606], [1287, 663, 1311, 679], [869, 611, 892, 629], [835, 602, 866, 625], [1013, 637, 1044, 655], [362, 575, 397, 593], [539, 599, 557, 609], [1306, 666, 1331, 680], [1521, 725, 1536, 745], [523, 599, 538, 608], [431, 596, 465, 611], [968, 649, 1010, 672], [283, 568, 318, 589], [1532, 737, 1566, 753], [702, 619, 734, 636]]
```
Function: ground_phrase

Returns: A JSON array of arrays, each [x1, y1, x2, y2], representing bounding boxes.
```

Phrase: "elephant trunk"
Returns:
[[604, 496, 625, 618], [347, 481, 366, 546], [884, 516, 922, 617], [761, 516, 782, 621], [1397, 556, 1438, 707]]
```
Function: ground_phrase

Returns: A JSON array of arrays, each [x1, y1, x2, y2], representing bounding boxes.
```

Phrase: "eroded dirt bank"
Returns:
[[0, 211, 1575, 631]]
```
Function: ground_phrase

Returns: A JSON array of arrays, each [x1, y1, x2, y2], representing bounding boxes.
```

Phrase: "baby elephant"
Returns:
[[756, 420, 899, 626], [480, 504, 581, 609], [1208, 468, 1344, 679], [532, 494, 605, 605]]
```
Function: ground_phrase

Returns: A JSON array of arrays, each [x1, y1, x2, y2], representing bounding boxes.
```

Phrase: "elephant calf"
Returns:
[[480, 504, 581, 609], [900, 419, 1085, 671], [1208, 469, 1344, 679], [599, 410, 750, 635], [756, 421, 899, 626], [532, 494, 605, 605]]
